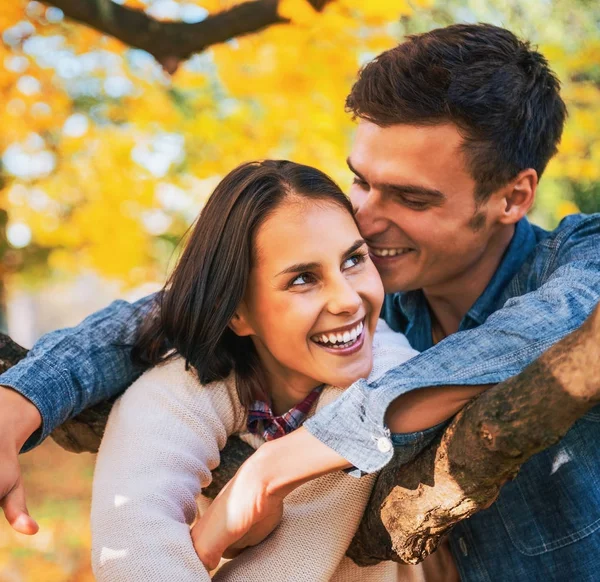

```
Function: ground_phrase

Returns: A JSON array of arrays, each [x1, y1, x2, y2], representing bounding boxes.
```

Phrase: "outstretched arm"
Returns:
[[0, 294, 157, 451], [0, 294, 156, 533]]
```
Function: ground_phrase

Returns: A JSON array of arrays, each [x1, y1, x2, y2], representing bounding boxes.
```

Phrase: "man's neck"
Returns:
[[423, 225, 515, 339]]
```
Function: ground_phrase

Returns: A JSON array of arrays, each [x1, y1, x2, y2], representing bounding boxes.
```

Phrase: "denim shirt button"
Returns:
[[377, 436, 392, 453], [458, 537, 468, 556]]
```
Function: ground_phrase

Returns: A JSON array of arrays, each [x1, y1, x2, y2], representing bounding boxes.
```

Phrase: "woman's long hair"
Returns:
[[132, 160, 353, 407]]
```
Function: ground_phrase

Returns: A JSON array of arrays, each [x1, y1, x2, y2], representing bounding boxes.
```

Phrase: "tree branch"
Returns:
[[347, 303, 600, 565], [41, 0, 331, 68]]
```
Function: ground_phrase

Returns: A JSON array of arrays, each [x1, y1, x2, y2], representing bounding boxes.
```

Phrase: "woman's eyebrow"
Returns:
[[276, 239, 366, 277], [276, 261, 320, 277], [344, 239, 367, 256]]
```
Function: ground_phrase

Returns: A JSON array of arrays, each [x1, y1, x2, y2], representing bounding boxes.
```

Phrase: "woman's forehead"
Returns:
[[254, 199, 359, 268]]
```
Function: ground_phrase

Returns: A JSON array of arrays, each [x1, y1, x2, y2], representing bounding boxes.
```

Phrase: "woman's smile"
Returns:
[[310, 318, 365, 356]]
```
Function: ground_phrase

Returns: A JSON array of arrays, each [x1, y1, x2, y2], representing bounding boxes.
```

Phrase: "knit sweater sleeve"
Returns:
[[91, 357, 244, 582]]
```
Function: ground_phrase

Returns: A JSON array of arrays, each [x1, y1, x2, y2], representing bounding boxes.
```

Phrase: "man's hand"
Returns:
[[190, 427, 349, 570], [0, 386, 42, 535]]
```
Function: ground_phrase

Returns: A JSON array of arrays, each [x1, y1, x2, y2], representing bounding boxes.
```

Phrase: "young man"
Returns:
[[1, 23, 599, 581]]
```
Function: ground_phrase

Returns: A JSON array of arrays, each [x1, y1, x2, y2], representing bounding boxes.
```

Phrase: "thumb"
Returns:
[[1, 478, 38, 535], [191, 522, 224, 572]]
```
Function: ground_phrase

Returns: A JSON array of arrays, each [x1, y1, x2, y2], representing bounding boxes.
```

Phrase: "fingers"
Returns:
[[1, 478, 39, 535], [191, 524, 223, 572]]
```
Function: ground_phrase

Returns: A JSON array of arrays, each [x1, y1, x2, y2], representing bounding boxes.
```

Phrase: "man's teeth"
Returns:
[[370, 247, 411, 257], [313, 321, 364, 346]]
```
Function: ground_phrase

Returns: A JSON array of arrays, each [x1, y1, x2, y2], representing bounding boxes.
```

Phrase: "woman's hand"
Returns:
[[190, 427, 350, 570], [191, 451, 285, 570]]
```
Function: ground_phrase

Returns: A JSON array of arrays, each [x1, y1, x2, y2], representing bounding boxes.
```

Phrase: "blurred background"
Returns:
[[1, 0, 599, 579]]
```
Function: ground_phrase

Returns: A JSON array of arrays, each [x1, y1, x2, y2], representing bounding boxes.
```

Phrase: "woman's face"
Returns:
[[232, 197, 384, 412]]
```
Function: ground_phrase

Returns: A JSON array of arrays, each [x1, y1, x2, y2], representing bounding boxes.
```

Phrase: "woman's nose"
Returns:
[[327, 276, 362, 316]]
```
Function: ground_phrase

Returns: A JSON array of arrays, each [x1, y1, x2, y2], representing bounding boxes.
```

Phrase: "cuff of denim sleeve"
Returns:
[[303, 381, 394, 475], [0, 358, 72, 453], [390, 420, 449, 465]]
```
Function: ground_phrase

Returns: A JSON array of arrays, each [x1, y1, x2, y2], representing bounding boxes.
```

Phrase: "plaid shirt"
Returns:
[[247, 385, 324, 441]]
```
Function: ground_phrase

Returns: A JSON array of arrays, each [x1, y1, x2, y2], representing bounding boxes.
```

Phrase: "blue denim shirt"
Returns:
[[309, 214, 600, 581], [2, 214, 599, 580]]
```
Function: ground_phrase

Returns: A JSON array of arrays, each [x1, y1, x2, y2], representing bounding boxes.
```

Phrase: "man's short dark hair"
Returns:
[[346, 23, 567, 202]]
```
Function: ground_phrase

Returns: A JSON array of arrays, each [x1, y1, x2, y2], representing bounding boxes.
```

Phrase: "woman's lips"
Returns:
[[310, 324, 366, 356]]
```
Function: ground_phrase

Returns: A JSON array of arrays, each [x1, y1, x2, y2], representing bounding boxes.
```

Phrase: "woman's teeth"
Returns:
[[312, 321, 364, 348], [370, 247, 411, 257]]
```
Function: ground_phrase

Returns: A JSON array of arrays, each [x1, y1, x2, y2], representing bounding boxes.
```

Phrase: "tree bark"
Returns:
[[348, 303, 600, 565], [1, 303, 598, 565], [41, 0, 332, 69]]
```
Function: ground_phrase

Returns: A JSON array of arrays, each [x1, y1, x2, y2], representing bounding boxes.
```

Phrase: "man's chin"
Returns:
[[381, 278, 422, 294]]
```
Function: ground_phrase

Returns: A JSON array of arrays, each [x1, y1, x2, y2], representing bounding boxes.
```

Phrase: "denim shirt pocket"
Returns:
[[494, 414, 600, 556]]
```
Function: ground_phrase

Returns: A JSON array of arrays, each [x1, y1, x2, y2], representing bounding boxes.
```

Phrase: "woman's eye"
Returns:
[[342, 253, 366, 270], [289, 273, 315, 287]]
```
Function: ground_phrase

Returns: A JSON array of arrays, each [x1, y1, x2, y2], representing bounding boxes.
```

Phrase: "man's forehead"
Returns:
[[349, 120, 469, 185]]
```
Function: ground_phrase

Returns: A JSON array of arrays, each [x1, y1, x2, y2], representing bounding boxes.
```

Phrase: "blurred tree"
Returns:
[[0, 0, 598, 301]]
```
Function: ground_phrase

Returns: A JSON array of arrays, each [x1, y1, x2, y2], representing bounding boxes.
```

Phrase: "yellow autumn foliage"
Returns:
[[0, 0, 598, 291]]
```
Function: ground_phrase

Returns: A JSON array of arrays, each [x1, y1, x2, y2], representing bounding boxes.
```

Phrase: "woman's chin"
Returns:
[[327, 359, 373, 389]]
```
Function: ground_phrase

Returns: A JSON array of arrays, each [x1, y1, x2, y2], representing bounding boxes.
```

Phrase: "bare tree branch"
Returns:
[[40, 0, 332, 68]]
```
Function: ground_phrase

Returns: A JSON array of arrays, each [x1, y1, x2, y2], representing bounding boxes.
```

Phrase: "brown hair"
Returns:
[[346, 23, 567, 202], [132, 160, 352, 407]]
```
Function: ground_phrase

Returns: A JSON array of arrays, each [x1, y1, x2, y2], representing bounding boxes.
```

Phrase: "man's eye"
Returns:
[[289, 273, 316, 287], [352, 177, 369, 189], [400, 198, 429, 210]]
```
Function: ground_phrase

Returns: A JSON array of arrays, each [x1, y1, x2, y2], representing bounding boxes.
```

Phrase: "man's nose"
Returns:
[[352, 189, 388, 238]]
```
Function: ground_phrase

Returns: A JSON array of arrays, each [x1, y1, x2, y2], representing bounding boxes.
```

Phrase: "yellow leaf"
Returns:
[[278, 0, 319, 25]]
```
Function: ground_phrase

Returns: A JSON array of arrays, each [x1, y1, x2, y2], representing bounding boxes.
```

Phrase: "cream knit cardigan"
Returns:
[[91, 321, 427, 582]]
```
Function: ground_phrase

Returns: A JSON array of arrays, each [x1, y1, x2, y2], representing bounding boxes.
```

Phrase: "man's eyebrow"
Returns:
[[346, 158, 366, 181], [384, 184, 446, 203], [276, 239, 366, 277], [347, 157, 446, 204]]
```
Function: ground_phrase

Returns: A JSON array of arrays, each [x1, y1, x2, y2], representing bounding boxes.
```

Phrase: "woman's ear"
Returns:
[[229, 303, 255, 337]]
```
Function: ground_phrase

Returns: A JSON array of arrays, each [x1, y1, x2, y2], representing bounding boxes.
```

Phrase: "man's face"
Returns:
[[348, 121, 504, 295]]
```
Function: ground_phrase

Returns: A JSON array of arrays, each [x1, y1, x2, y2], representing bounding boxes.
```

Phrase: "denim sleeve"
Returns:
[[304, 216, 600, 474], [0, 294, 156, 451]]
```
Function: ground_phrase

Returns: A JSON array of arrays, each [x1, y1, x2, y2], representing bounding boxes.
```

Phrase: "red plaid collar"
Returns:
[[247, 385, 324, 441]]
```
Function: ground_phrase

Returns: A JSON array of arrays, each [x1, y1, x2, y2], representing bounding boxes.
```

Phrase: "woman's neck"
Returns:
[[265, 369, 321, 416], [252, 340, 321, 415]]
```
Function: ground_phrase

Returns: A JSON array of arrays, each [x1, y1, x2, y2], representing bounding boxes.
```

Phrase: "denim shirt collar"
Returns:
[[394, 217, 537, 350], [465, 217, 537, 326]]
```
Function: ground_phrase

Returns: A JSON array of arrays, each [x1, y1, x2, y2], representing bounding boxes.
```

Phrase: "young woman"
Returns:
[[90, 160, 433, 581]]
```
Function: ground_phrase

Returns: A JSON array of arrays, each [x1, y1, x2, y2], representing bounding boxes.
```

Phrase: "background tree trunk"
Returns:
[[1, 303, 598, 565]]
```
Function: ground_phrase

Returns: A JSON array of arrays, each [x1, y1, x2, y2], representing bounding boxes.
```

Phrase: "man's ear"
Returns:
[[229, 303, 255, 337], [498, 168, 538, 225]]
